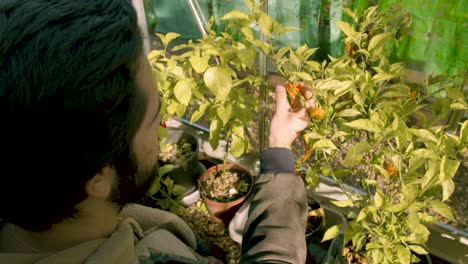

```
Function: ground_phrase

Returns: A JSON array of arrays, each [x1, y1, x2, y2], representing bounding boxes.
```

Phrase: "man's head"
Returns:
[[0, 0, 160, 231]]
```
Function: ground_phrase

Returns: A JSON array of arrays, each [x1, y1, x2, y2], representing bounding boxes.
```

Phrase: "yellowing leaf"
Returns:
[[230, 134, 245, 157], [439, 155, 460, 181], [258, 13, 275, 37], [173, 79, 194, 105], [158, 32, 180, 47], [293, 72, 314, 81], [334, 20, 356, 37], [220, 10, 250, 21], [409, 129, 438, 143], [321, 225, 341, 242], [331, 199, 353, 207], [190, 102, 209, 123], [217, 104, 232, 126], [387, 202, 408, 213], [336, 109, 362, 117], [396, 245, 411, 264], [209, 119, 222, 150], [408, 245, 428, 255], [344, 119, 380, 133], [374, 190, 385, 208], [312, 139, 337, 150], [430, 200, 456, 222], [441, 179, 455, 201], [368, 32, 392, 54], [204, 67, 232, 102], [241, 26, 254, 40], [189, 56, 209, 73], [459, 120, 468, 146]]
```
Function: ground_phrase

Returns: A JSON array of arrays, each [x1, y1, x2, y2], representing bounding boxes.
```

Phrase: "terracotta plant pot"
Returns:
[[199, 163, 253, 227]]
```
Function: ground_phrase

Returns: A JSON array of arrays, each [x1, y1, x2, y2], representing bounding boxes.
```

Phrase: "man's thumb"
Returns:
[[275, 85, 290, 112]]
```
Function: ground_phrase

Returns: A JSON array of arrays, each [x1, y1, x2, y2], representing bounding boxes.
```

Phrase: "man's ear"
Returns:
[[85, 166, 116, 199]]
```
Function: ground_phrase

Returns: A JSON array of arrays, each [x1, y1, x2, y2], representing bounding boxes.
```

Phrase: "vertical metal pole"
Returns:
[[258, 1, 268, 152], [187, 0, 220, 65], [187, 0, 208, 36]]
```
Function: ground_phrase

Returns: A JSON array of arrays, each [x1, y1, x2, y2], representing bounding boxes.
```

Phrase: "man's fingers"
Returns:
[[275, 85, 290, 112]]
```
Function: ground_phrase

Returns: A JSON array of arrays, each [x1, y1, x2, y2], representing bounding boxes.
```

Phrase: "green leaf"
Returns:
[[147, 164, 174, 196], [387, 202, 409, 213], [220, 10, 250, 21], [334, 20, 356, 37], [321, 225, 341, 242], [305, 166, 320, 189], [172, 184, 187, 197], [365, 242, 381, 250], [204, 67, 232, 102], [396, 245, 411, 264], [441, 179, 455, 201], [446, 87, 465, 102], [331, 199, 353, 207], [190, 102, 209, 123], [343, 141, 372, 166], [344, 119, 380, 133], [209, 119, 222, 150], [173, 79, 194, 106], [439, 155, 460, 181], [430, 200, 456, 222], [189, 56, 209, 73], [336, 109, 362, 117], [217, 104, 232, 126], [356, 210, 367, 222], [368, 32, 393, 54], [312, 139, 338, 151]]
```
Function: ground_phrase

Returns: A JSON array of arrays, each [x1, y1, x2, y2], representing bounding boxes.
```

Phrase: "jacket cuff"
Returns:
[[260, 148, 295, 174]]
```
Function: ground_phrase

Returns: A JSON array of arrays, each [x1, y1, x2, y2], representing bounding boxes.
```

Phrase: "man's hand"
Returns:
[[269, 84, 314, 149]]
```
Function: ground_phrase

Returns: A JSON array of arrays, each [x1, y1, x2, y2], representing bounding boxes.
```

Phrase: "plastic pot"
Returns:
[[160, 129, 205, 205], [306, 206, 346, 264], [199, 163, 253, 227]]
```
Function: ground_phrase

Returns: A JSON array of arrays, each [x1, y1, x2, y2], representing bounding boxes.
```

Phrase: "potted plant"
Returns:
[[198, 163, 253, 226], [158, 128, 205, 206], [148, 0, 467, 261], [264, 5, 466, 264], [147, 0, 279, 225]]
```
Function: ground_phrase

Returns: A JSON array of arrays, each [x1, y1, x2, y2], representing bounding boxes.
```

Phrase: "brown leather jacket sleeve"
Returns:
[[239, 148, 308, 263]]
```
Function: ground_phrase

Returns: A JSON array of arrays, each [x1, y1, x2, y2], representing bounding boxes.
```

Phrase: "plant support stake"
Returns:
[[258, 0, 268, 151]]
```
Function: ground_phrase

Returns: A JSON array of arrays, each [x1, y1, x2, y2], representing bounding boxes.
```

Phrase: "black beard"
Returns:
[[109, 147, 158, 208]]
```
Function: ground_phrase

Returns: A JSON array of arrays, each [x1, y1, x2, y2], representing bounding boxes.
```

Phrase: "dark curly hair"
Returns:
[[0, 0, 146, 231]]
